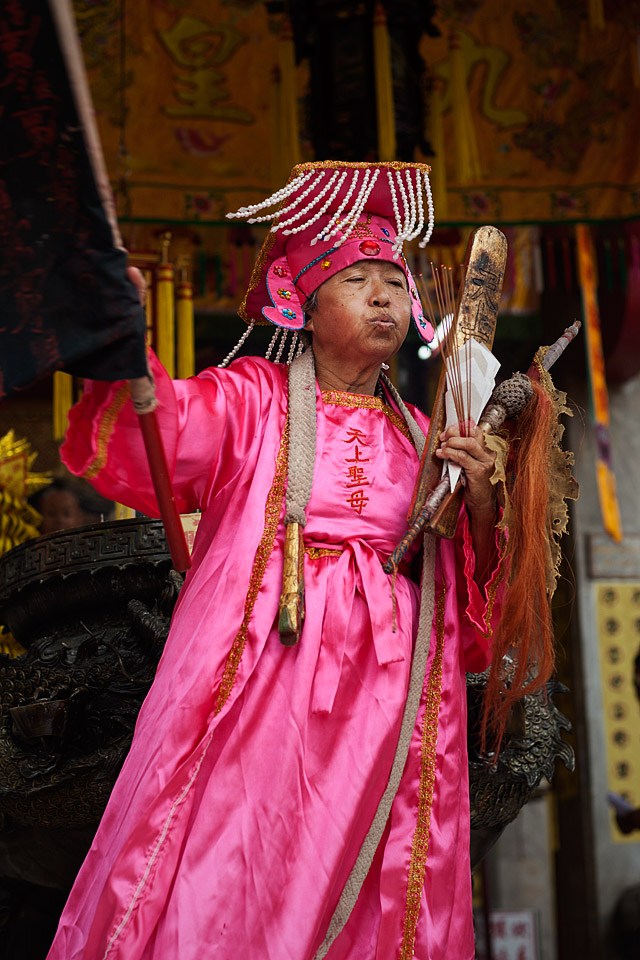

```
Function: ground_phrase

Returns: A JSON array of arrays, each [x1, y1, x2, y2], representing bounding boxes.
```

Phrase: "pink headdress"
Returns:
[[227, 161, 436, 344]]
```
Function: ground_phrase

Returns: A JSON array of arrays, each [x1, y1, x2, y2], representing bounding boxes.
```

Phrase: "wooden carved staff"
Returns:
[[384, 298, 581, 575], [408, 225, 508, 537]]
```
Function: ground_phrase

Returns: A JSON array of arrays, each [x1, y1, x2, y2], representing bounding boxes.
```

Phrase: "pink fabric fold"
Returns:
[[311, 539, 406, 714]]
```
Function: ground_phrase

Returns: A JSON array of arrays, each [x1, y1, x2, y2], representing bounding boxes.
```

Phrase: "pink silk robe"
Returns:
[[48, 355, 504, 960]]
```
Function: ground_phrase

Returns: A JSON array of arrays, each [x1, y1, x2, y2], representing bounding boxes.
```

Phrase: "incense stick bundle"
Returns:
[[406, 226, 508, 538]]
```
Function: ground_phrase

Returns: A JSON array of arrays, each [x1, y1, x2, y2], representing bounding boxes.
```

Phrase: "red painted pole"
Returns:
[[136, 410, 191, 573]]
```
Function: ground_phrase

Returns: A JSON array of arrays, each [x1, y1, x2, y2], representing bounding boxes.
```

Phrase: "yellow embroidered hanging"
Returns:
[[155, 234, 175, 378], [278, 15, 301, 170], [373, 2, 396, 161], [631, 36, 640, 88], [176, 261, 195, 380], [142, 266, 154, 347], [53, 370, 74, 441], [575, 223, 623, 542], [587, 0, 605, 31], [448, 29, 482, 184], [427, 76, 448, 219], [270, 63, 285, 187]]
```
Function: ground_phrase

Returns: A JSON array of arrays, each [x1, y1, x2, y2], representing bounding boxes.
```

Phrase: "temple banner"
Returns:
[[74, 0, 640, 225], [75, 0, 278, 221], [424, 1, 640, 224]]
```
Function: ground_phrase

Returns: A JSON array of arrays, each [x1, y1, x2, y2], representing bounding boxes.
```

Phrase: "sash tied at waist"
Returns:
[[309, 539, 406, 714]]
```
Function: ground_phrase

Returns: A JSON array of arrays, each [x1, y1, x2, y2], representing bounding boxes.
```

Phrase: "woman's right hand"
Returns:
[[127, 265, 147, 307]]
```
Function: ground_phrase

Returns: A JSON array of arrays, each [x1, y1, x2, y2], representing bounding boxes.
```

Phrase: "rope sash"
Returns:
[[278, 347, 436, 953]]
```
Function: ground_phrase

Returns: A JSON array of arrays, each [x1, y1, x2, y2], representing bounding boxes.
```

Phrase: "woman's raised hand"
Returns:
[[127, 265, 147, 307], [435, 422, 497, 522]]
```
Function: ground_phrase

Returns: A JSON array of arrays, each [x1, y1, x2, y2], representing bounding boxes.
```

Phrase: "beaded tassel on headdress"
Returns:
[[218, 321, 255, 368], [227, 162, 434, 252], [222, 161, 436, 366]]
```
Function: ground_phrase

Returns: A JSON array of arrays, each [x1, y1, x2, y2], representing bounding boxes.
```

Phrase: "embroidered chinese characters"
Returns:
[[343, 428, 371, 515]]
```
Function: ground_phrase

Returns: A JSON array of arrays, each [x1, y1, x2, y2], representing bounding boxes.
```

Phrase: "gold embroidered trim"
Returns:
[[322, 390, 385, 410], [399, 584, 446, 959], [238, 227, 278, 325], [305, 546, 343, 559], [304, 544, 411, 578], [479, 528, 508, 640], [290, 160, 431, 176], [213, 422, 289, 715], [85, 383, 131, 480], [322, 391, 411, 440]]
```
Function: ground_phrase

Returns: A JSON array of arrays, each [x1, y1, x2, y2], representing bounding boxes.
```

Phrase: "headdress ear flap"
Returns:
[[263, 254, 305, 330], [406, 267, 435, 343]]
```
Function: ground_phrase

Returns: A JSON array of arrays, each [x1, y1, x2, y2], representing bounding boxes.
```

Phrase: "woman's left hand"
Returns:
[[435, 422, 497, 522], [436, 421, 498, 582]]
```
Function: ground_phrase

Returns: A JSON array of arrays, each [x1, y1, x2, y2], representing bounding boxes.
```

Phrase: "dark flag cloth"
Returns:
[[0, 0, 148, 400]]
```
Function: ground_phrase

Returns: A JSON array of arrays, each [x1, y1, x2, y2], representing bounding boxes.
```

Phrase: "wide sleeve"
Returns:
[[60, 352, 282, 517], [453, 507, 507, 673]]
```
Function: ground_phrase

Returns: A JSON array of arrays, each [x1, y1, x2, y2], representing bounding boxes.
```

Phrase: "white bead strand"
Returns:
[[286, 332, 299, 364], [387, 170, 404, 254], [335, 168, 380, 247], [274, 330, 288, 363], [334, 174, 372, 246], [406, 168, 426, 241], [403, 168, 418, 240], [314, 169, 361, 244], [395, 170, 412, 241], [284, 170, 348, 237], [267, 172, 329, 230], [418, 170, 435, 248], [226, 171, 313, 219], [334, 169, 372, 243], [285, 170, 346, 238], [234, 173, 327, 227], [265, 327, 282, 361], [218, 321, 256, 368], [280, 170, 343, 234]]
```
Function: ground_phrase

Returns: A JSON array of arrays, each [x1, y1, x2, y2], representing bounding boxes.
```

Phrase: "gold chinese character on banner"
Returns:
[[158, 16, 253, 122]]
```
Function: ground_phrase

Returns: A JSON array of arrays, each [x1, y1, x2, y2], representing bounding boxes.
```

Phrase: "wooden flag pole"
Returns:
[[48, 0, 191, 571], [132, 385, 191, 572]]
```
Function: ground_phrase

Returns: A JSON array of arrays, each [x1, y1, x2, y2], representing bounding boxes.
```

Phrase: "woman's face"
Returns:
[[305, 260, 411, 368]]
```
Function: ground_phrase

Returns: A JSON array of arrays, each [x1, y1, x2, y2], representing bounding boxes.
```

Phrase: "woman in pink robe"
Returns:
[[47, 163, 504, 960]]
